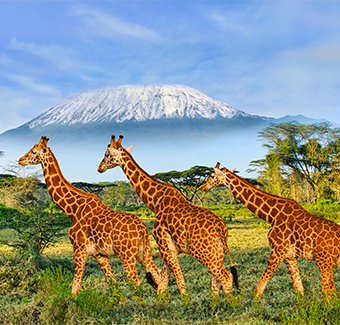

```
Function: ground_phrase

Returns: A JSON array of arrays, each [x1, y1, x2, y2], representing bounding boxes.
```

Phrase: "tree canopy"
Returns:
[[152, 165, 213, 204], [249, 121, 340, 201]]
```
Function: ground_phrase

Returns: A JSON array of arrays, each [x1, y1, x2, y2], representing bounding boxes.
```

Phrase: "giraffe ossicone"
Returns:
[[203, 162, 340, 300], [19, 136, 161, 300], [98, 135, 241, 306]]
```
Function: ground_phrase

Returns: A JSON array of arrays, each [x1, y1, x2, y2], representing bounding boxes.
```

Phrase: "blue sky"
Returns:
[[1, 0, 340, 134]]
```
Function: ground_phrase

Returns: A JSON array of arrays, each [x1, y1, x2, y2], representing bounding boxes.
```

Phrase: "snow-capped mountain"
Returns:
[[27, 84, 253, 128], [1, 84, 322, 183]]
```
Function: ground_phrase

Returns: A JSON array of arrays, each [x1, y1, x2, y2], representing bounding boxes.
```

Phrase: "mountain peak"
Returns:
[[27, 84, 250, 128]]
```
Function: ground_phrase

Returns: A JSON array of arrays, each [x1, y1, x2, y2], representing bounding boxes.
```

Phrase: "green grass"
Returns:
[[1, 215, 340, 324]]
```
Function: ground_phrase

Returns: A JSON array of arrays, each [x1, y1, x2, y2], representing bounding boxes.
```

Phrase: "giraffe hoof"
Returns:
[[108, 280, 126, 303], [226, 293, 242, 307], [156, 290, 170, 304], [209, 293, 220, 307], [180, 292, 191, 306], [252, 294, 263, 306]]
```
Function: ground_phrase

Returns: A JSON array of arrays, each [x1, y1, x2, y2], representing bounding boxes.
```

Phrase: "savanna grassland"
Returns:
[[2, 121, 340, 324], [1, 210, 340, 325]]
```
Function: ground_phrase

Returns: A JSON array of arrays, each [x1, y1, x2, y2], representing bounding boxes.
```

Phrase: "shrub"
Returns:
[[0, 202, 69, 259], [302, 200, 340, 223]]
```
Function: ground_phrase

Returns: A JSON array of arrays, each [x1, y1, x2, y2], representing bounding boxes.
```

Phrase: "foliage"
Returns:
[[152, 165, 213, 205], [0, 175, 69, 259], [100, 181, 144, 207], [115, 204, 155, 218], [0, 202, 69, 258], [302, 200, 340, 223], [207, 204, 256, 222], [280, 293, 340, 325], [249, 121, 340, 202]]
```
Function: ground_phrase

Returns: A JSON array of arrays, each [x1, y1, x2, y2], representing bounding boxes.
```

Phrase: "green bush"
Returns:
[[0, 202, 70, 259], [302, 200, 340, 223], [117, 204, 155, 219]]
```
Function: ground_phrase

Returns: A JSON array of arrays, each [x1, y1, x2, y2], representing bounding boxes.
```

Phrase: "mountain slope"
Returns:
[[0, 84, 327, 183], [26, 84, 256, 128]]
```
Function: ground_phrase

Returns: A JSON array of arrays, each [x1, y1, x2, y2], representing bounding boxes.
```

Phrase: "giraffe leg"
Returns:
[[254, 251, 285, 301], [284, 258, 304, 295], [153, 227, 190, 305], [209, 263, 239, 306], [72, 248, 87, 295], [156, 260, 172, 303], [159, 246, 190, 305], [120, 256, 144, 302], [92, 253, 125, 301], [210, 274, 222, 307], [190, 240, 237, 306], [316, 257, 338, 299], [92, 253, 115, 282]]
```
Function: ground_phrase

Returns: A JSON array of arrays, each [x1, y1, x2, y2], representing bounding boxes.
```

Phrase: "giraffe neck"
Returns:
[[41, 151, 92, 220], [120, 150, 182, 213], [222, 170, 287, 225]]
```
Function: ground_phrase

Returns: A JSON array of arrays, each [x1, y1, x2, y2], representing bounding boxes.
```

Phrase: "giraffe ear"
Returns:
[[214, 168, 224, 177], [125, 145, 134, 153], [230, 168, 236, 173]]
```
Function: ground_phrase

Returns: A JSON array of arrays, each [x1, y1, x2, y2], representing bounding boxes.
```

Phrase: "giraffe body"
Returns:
[[19, 137, 161, 299], [202, 163, 340, 298], [98, 135, 240, 305]]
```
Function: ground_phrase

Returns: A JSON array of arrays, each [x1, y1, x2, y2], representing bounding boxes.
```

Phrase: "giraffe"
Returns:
[[18, 136, 161, 301], [202, 162, 340, 300], [97, 135, 241, 306]]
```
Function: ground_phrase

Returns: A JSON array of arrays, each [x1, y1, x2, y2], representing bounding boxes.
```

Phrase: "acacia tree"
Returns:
[[0, 164, 69, 260], [152, 166, 213, 205], [250, 121, 340, 202]]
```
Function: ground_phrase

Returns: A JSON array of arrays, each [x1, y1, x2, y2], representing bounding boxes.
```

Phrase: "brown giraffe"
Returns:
[[202, 162, 340, 300], [18, 136, 161, 300], [97, 135, 240, 306]]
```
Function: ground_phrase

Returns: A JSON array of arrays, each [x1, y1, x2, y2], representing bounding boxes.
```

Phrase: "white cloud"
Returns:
[[0, 87, 61, 134], [6, 74, 61, 97], [72, 6, 161, 43], [282, 43, 340, 63], [209, 11, 251, 38], [10, 38, 74, 70]]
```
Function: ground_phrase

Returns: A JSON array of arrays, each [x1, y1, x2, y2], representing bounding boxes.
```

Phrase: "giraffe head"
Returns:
[[202, 162, 236, 192], [98, 135, 133, 173], [202, 162, 224, 191], [18, 136, 51, 166]]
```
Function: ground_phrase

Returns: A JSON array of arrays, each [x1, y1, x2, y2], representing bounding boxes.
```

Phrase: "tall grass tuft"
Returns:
[[35, 266, 122, 323], [280, 293, 340, 325]]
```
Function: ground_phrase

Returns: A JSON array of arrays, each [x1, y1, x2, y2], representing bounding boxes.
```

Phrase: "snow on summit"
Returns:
[[28, 85, 250, 128]]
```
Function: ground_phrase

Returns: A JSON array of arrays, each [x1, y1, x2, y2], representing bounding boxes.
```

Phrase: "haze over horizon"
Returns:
[[1, 1, 340, 135]]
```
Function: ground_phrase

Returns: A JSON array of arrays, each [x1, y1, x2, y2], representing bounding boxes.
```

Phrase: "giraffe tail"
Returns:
[[146, 272, 158, 289], [216, 219, 241, 293], [140, 224, 161, 290]]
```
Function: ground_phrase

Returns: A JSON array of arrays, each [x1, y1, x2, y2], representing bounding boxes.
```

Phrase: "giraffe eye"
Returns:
[[31, 150, 36, 155]]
